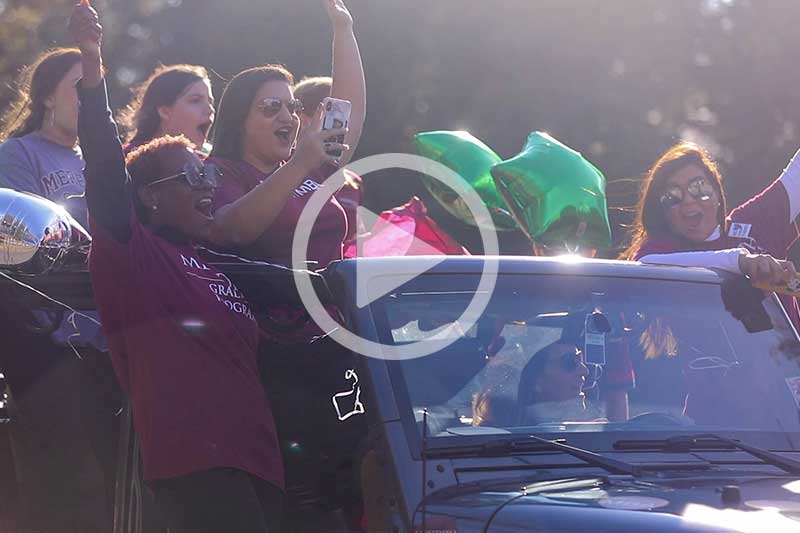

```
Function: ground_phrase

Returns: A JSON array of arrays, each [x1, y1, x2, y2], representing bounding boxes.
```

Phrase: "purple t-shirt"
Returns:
[[0, 132, 105, 349], [0, 132, 88, 229], [90, 214, 283, 487], [634, 179, 800, 327], [207, 157, 347, 269], [335, 173, 363, 242]]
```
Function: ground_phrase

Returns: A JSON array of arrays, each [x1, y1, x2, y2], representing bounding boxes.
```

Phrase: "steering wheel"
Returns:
[[626, 412, 689, 427]]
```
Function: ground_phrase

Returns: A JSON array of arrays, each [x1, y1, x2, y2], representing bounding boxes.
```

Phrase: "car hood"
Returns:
[[420, 475, 800, 532]]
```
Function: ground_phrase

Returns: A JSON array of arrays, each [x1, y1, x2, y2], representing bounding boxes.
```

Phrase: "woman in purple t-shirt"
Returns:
[[622, 142, 800, 325], [207, 0, 365, 269]]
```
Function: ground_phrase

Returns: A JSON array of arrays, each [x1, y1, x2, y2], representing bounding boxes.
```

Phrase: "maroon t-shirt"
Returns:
[[634, 179, 800, 327], [89, 214, 284, 487], [208, 157, 347, 269], [335, 172, 363, 242]]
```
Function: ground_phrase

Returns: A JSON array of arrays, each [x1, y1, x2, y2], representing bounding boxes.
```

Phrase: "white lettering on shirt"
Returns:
[[207, 273, 255, 321], [181, 254, 212, 270], [293, 179, 321, 199], [40, 169, 85, 197], [181, 254, 255, 322]]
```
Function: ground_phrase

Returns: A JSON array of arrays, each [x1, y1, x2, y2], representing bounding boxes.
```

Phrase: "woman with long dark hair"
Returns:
[[71, 3, 290, 530], [623, 142, 800, 323], [118, 63, 214, 153], [0, 46, 121, 529], [207, 0, 364, 269], [0, 48, 87, 225]]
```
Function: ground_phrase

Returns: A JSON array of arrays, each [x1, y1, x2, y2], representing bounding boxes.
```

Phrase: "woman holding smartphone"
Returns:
[[207, 0, 365, 269]]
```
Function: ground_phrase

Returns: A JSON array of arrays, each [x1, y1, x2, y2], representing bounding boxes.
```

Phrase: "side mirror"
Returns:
[[0, 188, 90, 274]]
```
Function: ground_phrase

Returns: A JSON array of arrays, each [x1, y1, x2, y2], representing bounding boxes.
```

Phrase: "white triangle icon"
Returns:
[[355, 205, 449, 309]]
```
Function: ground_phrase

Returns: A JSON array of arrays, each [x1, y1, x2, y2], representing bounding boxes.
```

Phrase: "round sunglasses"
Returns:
[[658, 177, 715, 209], [148, 162, 221, 190], [256, 97, 304, 118]]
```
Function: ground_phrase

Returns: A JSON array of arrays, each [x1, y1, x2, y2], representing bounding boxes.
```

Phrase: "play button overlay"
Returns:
[[354, 206, 449, 309], [292, 153, 500, 361]]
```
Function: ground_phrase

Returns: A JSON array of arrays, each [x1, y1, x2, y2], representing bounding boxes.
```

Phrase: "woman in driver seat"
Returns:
[[517, 342, 599, 425]]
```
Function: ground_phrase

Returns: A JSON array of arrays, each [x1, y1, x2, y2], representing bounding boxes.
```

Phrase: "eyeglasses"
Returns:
[[256, 97, 304, 118], [658, 177, 715, 209], [148, 162, 221, 189]]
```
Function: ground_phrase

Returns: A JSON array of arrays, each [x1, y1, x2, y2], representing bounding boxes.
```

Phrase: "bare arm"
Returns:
[[326, 0, 365, 165], [208, 109, 347, 247], [209, 158, 313, 246]]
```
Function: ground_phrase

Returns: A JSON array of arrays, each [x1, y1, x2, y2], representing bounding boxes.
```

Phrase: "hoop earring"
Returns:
[[48, 109, 55, 129]]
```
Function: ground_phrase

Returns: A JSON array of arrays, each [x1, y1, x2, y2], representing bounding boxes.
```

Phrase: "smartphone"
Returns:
[[321, 97, 352, 158], [584, 311, 608, 366], [753, 272, 800, 297]]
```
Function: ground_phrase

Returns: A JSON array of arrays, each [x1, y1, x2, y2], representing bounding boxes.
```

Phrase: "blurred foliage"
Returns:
[[3, 0, 800, 255]]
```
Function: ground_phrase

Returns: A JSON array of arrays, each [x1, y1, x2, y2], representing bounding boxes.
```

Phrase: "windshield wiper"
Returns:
[[614, 433, 800, 475], [425, 434, 642, 476]]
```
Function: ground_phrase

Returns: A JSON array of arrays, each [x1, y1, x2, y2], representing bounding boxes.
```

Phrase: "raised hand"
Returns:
[[323, 0, 353, 30], [69, 0, 102, 62]]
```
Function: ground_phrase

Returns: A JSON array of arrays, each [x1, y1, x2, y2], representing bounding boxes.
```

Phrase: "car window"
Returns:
[[373, 274, 800, 439]]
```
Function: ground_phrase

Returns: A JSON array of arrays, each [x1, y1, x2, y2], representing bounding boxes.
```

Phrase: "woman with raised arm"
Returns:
[[622, 142, 800, 326], [70, 3, 285, 531], [207, 0, 365, 269], [119, 63, 215, 154]]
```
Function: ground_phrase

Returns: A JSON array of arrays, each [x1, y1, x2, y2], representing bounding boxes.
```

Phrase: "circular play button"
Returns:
[[292, 153, 500, 361]]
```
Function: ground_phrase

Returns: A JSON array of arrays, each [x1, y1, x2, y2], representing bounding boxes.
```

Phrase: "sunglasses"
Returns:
[[148, 162, 221, 189], [658, 177, 715, 209], [256, 97, 304, 118]]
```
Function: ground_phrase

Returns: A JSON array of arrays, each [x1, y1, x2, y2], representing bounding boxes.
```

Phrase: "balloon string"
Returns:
[[0, 270, 103, 360], [0, 270, 101, 325]]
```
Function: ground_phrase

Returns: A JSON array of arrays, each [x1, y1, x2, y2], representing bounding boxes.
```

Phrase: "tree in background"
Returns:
[[2, 0, 800, 256]]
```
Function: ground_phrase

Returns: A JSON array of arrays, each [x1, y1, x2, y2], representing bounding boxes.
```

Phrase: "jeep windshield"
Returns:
[[370, 270, 800, 450]]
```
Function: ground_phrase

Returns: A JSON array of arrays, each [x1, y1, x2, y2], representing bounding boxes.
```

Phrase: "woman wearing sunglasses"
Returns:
[[71, 4, 285, 531], [207, 0, 364, 269], [622, 142, 800, 325], [517, 342, 596, 425]]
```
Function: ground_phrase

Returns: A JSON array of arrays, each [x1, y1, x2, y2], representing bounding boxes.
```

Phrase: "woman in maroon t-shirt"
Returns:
[[119, 63, 215, 155], [71, 4, 293, 531], [622, 142, 799, 298], [207, 0, 365, 269]]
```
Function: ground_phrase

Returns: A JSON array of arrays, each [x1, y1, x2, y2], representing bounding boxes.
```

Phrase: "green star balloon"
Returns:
[[414, 131, 518, 231], [491, 132, 611, 250]]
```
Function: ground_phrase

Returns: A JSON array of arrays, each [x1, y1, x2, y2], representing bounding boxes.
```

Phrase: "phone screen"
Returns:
[[584, 313, 607, 366]]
